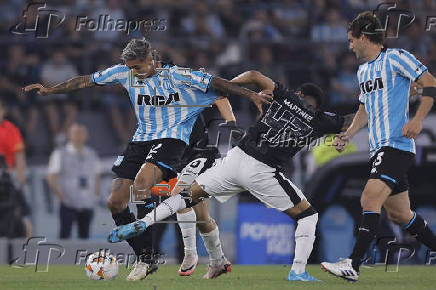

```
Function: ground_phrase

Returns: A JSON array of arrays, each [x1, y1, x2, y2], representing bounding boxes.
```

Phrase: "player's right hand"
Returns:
[[23, 83, 52, 95], [333, 133, 350, 153], [250, 91, 273, 118]]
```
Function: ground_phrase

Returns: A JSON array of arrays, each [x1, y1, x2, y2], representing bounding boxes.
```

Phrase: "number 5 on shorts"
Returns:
[[371, 152, 384, 174]]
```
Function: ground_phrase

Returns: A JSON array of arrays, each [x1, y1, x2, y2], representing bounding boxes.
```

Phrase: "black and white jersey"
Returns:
[[238, 82, 345, 168], [180, 112, 220, 168]]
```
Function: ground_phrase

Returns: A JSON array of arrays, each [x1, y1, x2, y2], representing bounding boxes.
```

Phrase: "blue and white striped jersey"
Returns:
[[92, 64, 218, 144], [357, 48, 427, 157]]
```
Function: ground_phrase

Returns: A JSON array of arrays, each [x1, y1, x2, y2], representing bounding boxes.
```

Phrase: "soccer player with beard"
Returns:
[[321, 11, 436, 282]]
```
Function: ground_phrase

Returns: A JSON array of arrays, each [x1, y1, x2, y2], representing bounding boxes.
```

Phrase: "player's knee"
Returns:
[[133, 176, 153, 197], [360, 191, 380, 212], [190, 182, 207, 203], [106, 197, 126, 213]]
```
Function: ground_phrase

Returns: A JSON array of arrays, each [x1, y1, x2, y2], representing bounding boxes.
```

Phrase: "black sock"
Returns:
[[404, 212, 436, 251], [136, 197, 156, 219], [349, 212, 380, 272], [112, 206, 153, 261], [112, 206, 136, 226]]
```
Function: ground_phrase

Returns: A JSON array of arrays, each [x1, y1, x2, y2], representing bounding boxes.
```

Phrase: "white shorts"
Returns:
[[177, 157, 217, 186], [195, 147, 306, 211]]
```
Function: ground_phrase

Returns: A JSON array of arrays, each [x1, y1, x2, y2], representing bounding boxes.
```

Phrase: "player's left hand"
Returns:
[[402, 118, 422, 139]]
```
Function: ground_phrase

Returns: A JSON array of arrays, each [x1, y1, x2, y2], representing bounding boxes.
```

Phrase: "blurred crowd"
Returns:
[[1, 0, 436, 156]]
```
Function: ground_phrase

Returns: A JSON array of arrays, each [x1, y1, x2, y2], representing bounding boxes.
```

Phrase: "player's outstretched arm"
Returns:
[[230, 70, 275, 92], [24, 75, 95, 95], [340, 113, 355, 131], [210, 76, 272, 115], [344, 104, 367, 137], [402, 72, 436, 139], [334, 104, 367, 152]]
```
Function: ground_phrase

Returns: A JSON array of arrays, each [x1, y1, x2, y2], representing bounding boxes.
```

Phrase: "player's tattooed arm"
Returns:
[[24, 75, 95, 95], [211, 76, 272, 115], [230, 70, 275, 92]]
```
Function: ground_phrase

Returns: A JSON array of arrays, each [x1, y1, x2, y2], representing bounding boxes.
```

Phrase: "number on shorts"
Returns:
[[371, 151, 384, 173]]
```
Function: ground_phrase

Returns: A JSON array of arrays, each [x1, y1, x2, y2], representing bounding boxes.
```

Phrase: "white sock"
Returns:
[[142, 194, 187, 227], [200, 226, 225, 266], [291, 213, 318, 274], [177, 209, 197, 254]]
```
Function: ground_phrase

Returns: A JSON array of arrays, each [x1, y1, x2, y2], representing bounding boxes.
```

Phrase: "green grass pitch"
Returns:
[[1, 264, 435, 290]]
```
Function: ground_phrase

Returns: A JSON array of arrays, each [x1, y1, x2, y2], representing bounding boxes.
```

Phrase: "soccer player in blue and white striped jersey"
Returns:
[[24, 38, 271, 280], [321, 11, 436, 282]]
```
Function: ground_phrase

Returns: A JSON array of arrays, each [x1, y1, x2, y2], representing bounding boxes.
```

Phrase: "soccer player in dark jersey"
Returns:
[[149, 98, 240, 278], [24, 38, 271, 281], [108, 70, 354, 281], [321, 11, 436, 282]]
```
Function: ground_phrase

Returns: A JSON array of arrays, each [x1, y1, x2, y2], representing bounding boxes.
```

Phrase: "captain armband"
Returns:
[[422, 87, 436, 101]]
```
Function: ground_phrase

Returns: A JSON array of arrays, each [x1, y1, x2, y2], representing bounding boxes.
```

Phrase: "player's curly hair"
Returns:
[[348, 11, 384, 44], [297, 83, 325, 109], [121, 38, 153, 61]]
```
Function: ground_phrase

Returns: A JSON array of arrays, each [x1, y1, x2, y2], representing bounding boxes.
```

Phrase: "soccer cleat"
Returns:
[[126, 261, 157, 281], [287, 270, 320, 281], [202, 258, 232, 279], [107, 220, 147, 243], [321, 258, 359, 282], [178, 251, 199, 276]]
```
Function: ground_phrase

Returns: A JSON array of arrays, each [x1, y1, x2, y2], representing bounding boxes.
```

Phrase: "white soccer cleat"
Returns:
[[321, 258, 359, 282], [178, 251, 199, 276], [126, 261, 157, 281], [202, 257, 232, 279]]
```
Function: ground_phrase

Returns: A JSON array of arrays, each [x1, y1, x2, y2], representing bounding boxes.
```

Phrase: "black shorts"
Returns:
[[112, 138, 186, 181], [369, 146, 415, 195]]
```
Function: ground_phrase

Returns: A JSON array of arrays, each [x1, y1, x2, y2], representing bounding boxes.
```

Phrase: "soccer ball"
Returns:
[[84, 251, 118, 280]]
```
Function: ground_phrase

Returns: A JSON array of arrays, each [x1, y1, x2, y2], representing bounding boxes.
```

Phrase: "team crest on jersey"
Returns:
[[375, 61, 382, 72], [359, 77, 384, 94]]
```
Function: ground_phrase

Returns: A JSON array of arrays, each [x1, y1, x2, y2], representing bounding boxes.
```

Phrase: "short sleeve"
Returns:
[[389, 49, 428, 81], [169, 66, 213, 92], [92, 64, 129, 86], [9, 126, 25, 153], [317, 111, 344, 134], [47, 150, 61, 174]]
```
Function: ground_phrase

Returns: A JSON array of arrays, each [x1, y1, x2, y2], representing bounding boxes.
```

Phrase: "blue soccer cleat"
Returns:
[[287, 270, 320, 282], [107, 220, 147, 243]]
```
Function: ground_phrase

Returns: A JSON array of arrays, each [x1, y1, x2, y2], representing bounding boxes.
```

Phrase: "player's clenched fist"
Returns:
[[23, 83, 53, 95], [333, 133, 350, 153], [402, 118, 423, 139]]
